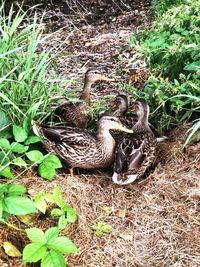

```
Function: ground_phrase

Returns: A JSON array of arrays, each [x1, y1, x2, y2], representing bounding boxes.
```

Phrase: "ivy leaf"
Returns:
[[0, 165, 14, 179], [12, 157, 27, 167], [7, 184, 26, 196], [58, 215, 68, 230], [43, 155, 62, 169], [0, 138, 11, 150], [41, 250, 66, 267], [23, 243, 47, 263], [53, 186, 64, 208], [63, 204, 77, 223], [11, 142, 29, 154], [47, 236, 79, 254], [26, 228, 46, 244], [13, 125, 28, 143], [38, 162, 56, 180], [24, 135, 42, 145], [51, 208, 63, 217], [34, 193, 47, 214], [26, 150, 43, 163], [3, 196, 37, 215]]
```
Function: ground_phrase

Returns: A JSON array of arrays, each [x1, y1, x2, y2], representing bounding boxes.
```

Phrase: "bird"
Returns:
[[110, 99, 157, 185], [54, 69, 111, 127], [32, 114, 133, 176]]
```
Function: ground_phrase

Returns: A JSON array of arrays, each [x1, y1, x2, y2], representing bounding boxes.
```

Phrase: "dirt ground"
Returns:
[[0, 1, 200, 267]]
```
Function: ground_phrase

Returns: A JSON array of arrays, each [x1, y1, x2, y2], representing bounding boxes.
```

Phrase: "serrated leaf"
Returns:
[[47, 236, 79, 254], [38, 162, 56, 180], [0, 138, 11, 150], [12, 157, 27, 167], [17, 214, 34, 225], [44, 227, 59, 243], [11, 142, 29, 154], [43, 155, 62, 169], [26, 228, 46, 243], [58, 215, 68, 230], [3, 196, 37, 215], [26, 150, 43, 163], [34, 194, 47, 214], [41, 250, 66, 267], [63, 205, 77, 223], [0, 165, 14, 179], [13, 125, 28, 142], [24, 135, 42, 145], [3, 241, 21, 257], [53, 186, 64, 208], [7, 184, 26, 196], [23, 243, 47, 263]]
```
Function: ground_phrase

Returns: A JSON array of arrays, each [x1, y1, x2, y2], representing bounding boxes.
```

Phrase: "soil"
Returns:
[[1, 1, 200, 267]]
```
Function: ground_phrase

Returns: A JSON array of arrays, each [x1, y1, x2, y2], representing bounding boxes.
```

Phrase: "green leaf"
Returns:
[[53, 186, 64, 208], [44, 227, 59, 243], [26, 228, 46, 244], [63, 204, 77, 223], [24, 135, 42, 145], [12, 157, 27, 167], [51, 208, 63, 217], [0, 165, 14, 179], [58, 215, 68, 230], [3, 196, 37, 215], [38, 162, 56, 180], [47, 237, 78, 254], [7, 184, 26, 196], [23, 243, 47, 263], [23, 116, 32, 135], [184, 61, 200, 71], [0, 138, 11, 150], [26, 150, 43, 163], [11, 142, 29, 154], [0, 111, 11, 132], [41, 250, 66, 267], [0, 200, 3, 220], [34, 194, 47, 214], [13, 125, 28, 143], [43, 155, 62, 169]]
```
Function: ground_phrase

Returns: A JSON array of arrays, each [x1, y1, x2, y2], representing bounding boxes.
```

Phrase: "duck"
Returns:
[[110, 99, 157, 185], [54, 68, 111, 127], [33, 114, 133, 176], [112, 94, 167, 141]]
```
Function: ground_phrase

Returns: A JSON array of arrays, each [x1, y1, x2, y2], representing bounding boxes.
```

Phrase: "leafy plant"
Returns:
[[23, 227, 79, 267], [91, 221, 112, 237], [35, 186, 77, 230], [0, 183, 37, 222]]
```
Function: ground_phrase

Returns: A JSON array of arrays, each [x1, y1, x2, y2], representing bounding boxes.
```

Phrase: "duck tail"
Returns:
[[112, 172, 138, 185]]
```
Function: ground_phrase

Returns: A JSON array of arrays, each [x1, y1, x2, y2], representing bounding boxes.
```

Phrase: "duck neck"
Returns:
[[80, 80, 93, 105], [97, 127, 116, 149]]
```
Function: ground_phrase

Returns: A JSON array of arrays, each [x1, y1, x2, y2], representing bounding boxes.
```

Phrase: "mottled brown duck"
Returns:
[[54, 69, 110, 127], [33, 114, 133, 176], [111, 99, 157, 185]]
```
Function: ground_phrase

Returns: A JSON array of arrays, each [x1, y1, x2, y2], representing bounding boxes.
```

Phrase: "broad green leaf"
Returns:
[[47, 236, 78, 254], [58, 215, 68, 230], [23, 243, 47, 263], [26, 228, 46, 244], [0, 111, 11, 132], [13, 125, 28, 143], [23, 116, 32, 135], [0, 200, 3, 220], [3, 196, 37, 215], [184, 61, 200, 71], [26, 150, 43, 163], [3, 241, 22, 257], [11, 142, 29, 154], [38, 162, 56, 180], [41, 250, 66, 267], [7, 184, 26, 196], [12, 157, 27, 167], [53, 186, 64, 208], [34, 194, 47, 214], [63, 205, 77, 223], [0, 138, 11, 150], [0, 165, 14, 179], [43, 155, 62, 169], [51, 208, 63, 217], [24, 135, 42, 145], [44, 227, 59, 243]]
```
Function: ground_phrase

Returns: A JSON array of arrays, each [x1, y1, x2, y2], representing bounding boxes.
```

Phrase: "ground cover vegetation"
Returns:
[[0, 0, 199, 266]]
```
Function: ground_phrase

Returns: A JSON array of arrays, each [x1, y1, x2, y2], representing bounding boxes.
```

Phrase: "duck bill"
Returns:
[[116, 125, 133, 133], [99, 75, 115, 82]]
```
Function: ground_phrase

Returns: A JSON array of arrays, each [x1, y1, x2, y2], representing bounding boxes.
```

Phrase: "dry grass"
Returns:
[[0, 124, 199, 267]]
